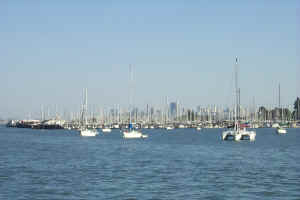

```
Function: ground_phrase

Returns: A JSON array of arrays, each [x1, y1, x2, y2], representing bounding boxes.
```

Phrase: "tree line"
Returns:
[[259, 97, 300, 121]]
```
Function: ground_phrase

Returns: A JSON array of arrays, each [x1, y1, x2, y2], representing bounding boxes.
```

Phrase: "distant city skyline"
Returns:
[[0, 1, 299, 119]]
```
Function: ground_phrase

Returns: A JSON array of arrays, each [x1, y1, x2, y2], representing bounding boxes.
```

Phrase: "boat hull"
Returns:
[[222, 129, 256, 141], [80, 129, 98, 137], [123, 130, 148, 139], [102, 128, 112, 133], [277, 128, 287, 134]]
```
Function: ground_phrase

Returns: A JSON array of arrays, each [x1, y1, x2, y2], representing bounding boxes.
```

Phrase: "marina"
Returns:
[[1, 1, 298, 199], [6, 118, 300, 131]]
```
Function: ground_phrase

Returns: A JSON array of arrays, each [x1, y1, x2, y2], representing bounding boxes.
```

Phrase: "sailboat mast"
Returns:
[[129, 65, 133, 125], [279, 84, 281, 120], [85, 88, 88, 125], [235, 57, 239, 130], [279, 84, 281, 108], [41, 104, 44, 121], [279, 83, 282, 121]]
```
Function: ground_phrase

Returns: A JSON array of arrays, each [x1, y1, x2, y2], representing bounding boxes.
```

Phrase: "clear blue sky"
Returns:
[[0, 1, 299, 119]]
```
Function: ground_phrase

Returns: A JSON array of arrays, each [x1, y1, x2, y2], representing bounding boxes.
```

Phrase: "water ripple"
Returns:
[[0, 127, 300, 199]]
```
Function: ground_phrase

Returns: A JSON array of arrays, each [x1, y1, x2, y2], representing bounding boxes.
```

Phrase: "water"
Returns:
[[0, 126, 300, 200]]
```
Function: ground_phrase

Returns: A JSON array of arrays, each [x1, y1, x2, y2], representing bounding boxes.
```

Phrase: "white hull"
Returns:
[[277, 128, 287, 134], [80, 129, 98, 137], [166, 126, 174, 130], [178, 124, 185, 128], [102, 128, 112, 133], [196, 127, 202, 131], [222, 129, 256, 141], [113, 124, 120, 129], [241, 130, 256, 141], [123, 130, 148, 139], [222, 130, 241, 141]]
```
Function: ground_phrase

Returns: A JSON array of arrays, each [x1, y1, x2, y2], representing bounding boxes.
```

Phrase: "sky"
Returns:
[[0, 1, 299, 119]]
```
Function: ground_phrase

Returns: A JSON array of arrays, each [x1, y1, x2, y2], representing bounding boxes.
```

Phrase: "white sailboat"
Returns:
[[80, 88, 98, 137], [123, 124, 148, 138], [178, 124, 185, 129], [222, 57, 256, 141], [149, 125, 155, 129], [80, 128, 98, 137], [123, 65, 148, 139], [166, 126, 174, 130], [277, 126, 287, 134], [102, 108, 112, 133], [165, 124, 174, 130], [276, 84, 287, 134], [102, 127, 112, 133]]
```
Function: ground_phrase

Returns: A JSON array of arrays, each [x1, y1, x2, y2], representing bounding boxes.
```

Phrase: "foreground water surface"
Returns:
[[0, 126, 299, 199]]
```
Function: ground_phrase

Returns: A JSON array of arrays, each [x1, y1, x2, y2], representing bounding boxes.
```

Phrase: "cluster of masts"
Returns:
[[36, 102, 296, 125], [8, 58, 299, 138]]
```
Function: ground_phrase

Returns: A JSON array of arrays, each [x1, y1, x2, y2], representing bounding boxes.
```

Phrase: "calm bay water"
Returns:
[[0, 126, 299, 200]]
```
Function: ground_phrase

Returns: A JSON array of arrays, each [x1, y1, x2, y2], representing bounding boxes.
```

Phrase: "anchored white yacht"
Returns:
[[178, 124, 185, 129], [196, 126, 202, 131], [222, 125, 256, 141], [102, 127, 112, 133], [165, 125, 174, 130], [123, 129, 148, 139], [276, 84, 288, 135], [222, 57, 256, 141], [79, 88, 98, 137], [123, 65, 148, 139], [80, 128, 98, 137], [150, 125, 155, 129], [276, 127, 287, 134]]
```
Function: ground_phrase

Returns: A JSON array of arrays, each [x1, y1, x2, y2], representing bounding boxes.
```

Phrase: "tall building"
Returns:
[[170, 102, 177, 119]]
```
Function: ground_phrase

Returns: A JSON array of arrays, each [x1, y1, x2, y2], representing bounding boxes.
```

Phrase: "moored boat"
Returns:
[[222, 57, 256, 141], [276, 127, 287, 134], [80, 128, 98, 137]]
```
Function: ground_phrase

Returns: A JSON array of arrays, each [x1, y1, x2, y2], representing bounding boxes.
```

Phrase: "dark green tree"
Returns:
[[294, 97, 300, 120], [271, 108, 281, 121], [258, 106, 268, 120], [283, 108, 292, 120], [271, 107, 291, 121], [187, 109, 191, 121], [191, 110, 195, 122]]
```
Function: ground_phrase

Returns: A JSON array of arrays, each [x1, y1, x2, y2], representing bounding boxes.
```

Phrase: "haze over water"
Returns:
[[1, 126, 300, 199]]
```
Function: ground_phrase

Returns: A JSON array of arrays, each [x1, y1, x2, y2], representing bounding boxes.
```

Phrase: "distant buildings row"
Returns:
[[2, 97, 300, 124]]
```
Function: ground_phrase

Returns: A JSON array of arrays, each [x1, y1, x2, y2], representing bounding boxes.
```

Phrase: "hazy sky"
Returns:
[[0, 1, 299, 118]]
